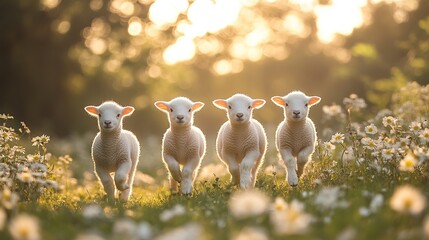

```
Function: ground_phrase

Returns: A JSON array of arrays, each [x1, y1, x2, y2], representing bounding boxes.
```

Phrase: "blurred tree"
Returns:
[[0, 0, 427, 138]]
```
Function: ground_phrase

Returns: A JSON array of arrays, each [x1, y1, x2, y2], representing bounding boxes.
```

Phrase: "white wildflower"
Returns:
[[233, 227, 268, 240], [399, 152, 417, 172], [9, 214, 40, 240], [314, 187, 348, 210], [419, 128, 429, 143], [382, 116, 397, 128], [330, 133, 345, 144], [113, 218, 136, 238], [390, 185, 426, 215], [155, 223, 202, 240], [365, 124, 378, 135], [410, 121, 421, 133], [229, 190, 270, 219], [160, 204, 186, 222], [82, 204, 104, 220], [270, 199, 313, 235]]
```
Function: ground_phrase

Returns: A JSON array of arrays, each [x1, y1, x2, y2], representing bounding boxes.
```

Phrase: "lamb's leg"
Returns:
[[169, 176, 179, 194], [164, 154, 181, 193], [280, 148, 298, 186], [224, 154, 240, 185], [115, 160, 131, 192], [95, 167, 115, 201], [181, 157, 200, 195], [240, 151, 259, 189], [119, 159, 138, 202], [251, 155, 263, 187], [297, 145, 314, 178]]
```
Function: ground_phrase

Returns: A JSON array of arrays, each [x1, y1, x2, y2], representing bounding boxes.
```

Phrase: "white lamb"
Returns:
[[85, 101, 140, 202], [213, 94, 267, 189], [271, 91, 321, 186], [154, 97, 206, 195]]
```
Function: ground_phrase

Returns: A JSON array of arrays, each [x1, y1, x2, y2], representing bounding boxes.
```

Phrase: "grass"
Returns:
[[4, 154, 427, 240]]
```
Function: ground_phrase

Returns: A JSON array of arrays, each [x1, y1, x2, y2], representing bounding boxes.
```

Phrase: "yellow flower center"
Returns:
[[18, 227, 30, 238], [403, 198, 413, 211], [405, 159, 414, 168]]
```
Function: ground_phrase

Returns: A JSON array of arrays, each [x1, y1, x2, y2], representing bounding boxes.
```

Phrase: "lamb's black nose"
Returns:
[[177, 115, 184, 120], [293, 111, 300, 115], [104, 121, 112, 125], [236, 113, 244, 118]]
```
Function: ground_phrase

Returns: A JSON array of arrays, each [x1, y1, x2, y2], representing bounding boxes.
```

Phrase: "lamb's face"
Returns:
[[213, 94, 265, 125], [85, 101, 135, 132], [155, 98, 204, 128], [97, 103, 122, 131], [271, 91, 321, 122]]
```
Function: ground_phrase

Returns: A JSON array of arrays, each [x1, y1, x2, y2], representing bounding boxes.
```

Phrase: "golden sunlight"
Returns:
[[315, 0, 366, 43], [147, 0, 421, 65], [163, 36, 196, 65], [128, 17, 143, 36]]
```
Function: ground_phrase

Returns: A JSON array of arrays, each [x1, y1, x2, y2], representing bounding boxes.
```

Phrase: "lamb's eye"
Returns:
[[98, 113, 102, 117], [117, 113, 120, 117], [248, 106, 251, 109], [188, 108, 191, 112], [228, 106, 232, 109], [285, 103, 288, 107], [170, 108, 173, 112], [305, 103, 308, 107]]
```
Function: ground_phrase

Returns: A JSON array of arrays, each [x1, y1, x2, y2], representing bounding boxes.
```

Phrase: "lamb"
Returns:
[[213, 94, 267, 189], [84, 101, 140, 202], [271, 91, 321, 186], [154, 97, 206, 195]]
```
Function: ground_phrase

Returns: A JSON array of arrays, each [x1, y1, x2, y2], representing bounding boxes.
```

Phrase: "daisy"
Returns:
[[8, 214, 40, 240], [270, 199, 313, 235], [323, 142, 336, 153], [395, 137, 410, 149], [229, 190, 270, 219], [381, 148, 395, 160], [399, 152, 417, 172], [390, 185, 426, 215], [365, 124, 378, 135], [17, 172, 34, 183], [382, 116, 397, 128], [409, 121, 421, 133], [330, 133, 345, 144], [343, 94, 367, 111], [234, 227, 268, 240], [160, 204, 186, 222], [419, 128, 429, 143], [322, 104, 343, 118]]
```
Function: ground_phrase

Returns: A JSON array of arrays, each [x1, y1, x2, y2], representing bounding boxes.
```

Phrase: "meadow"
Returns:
[[0, 82, 428, 240]]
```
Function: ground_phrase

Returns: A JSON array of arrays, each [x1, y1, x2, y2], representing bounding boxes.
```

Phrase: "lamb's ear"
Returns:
[[154, 101, 170, 112], [85, 106, 98, 117], [192, 102, 205, 112], [308, 96, 321, 106], [213, 99, 228, 109], [122, 106, 135, 116], [271, 96, 285, 107], [252, 99, 266, 109]]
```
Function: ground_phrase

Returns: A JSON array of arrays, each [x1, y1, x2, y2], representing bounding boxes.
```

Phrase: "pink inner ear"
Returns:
[[272, 97, 285, 106], [192, 102, 204, 111], [214, 100, 228, 109], [155, 102, 169, 111], [85, 106, 98, 115], [252, 99, 265, 108], [308, 97, 321, 106], [122, 107, 134, 115]]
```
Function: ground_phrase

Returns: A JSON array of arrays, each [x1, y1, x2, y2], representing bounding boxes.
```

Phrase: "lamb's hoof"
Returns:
[[289, 183, 298, 187], [117, 184, 130, 191]]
